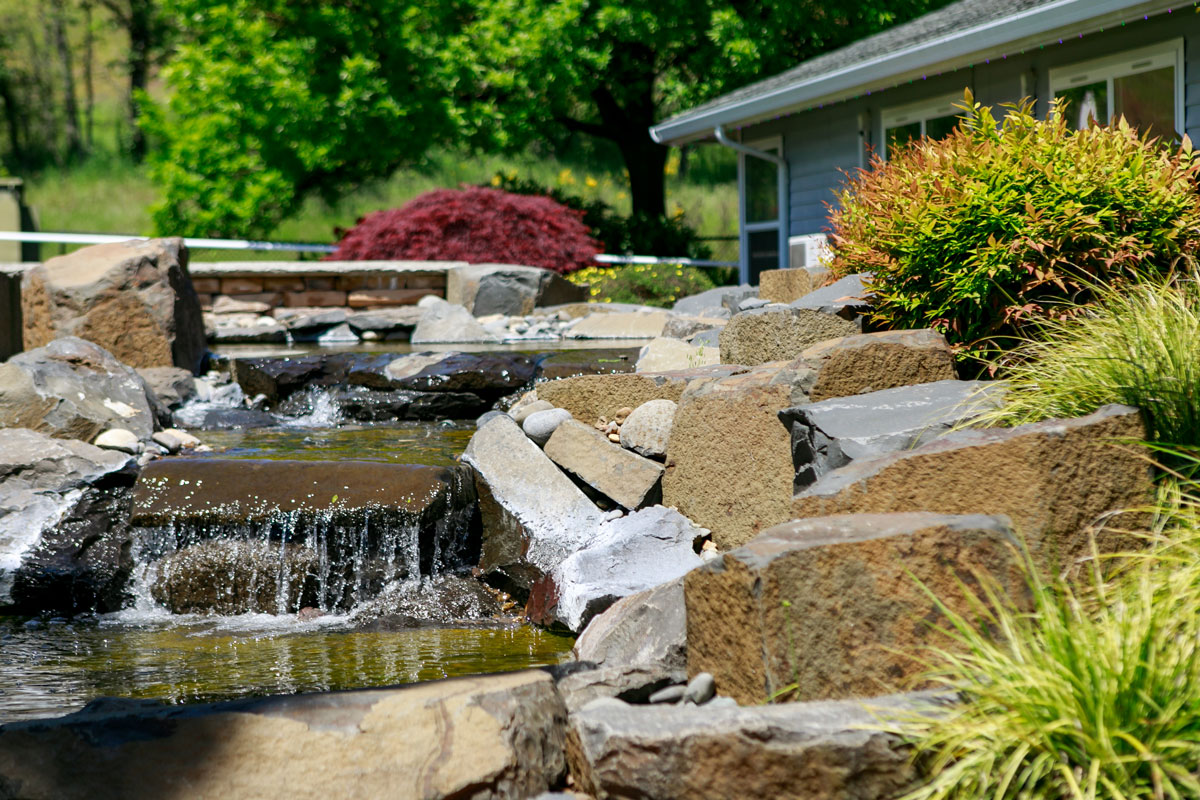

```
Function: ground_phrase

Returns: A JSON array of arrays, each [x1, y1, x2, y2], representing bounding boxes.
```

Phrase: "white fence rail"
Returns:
[[0, 230, 738, 267]]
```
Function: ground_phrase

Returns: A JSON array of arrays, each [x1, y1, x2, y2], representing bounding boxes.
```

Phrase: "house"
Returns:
[[650, 0, 1196, 283]]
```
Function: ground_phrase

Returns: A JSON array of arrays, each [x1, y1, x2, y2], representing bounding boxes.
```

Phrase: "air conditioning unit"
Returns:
[[788, 234, 831, 269]]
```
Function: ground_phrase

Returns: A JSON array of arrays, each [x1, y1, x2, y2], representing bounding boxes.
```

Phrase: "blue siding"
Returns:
[[735, 9, 1200, 239]]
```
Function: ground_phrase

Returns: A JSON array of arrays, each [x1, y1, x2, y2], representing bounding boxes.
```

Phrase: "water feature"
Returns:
[[0, 343, 647, 722]]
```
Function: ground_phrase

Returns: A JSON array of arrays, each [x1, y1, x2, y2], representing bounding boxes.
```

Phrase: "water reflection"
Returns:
[[191, 422, 476, 465], [0, 614, 573, 723]]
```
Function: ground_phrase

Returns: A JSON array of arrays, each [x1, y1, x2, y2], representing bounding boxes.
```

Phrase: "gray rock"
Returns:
[[574, 576, 687, 671], [446, 263, 584, 316], [315, 322, 359, 344], [648, 685, 687, 704], [411, 297, 502, 344], [346, 307, 422, 339], [662, 314, 727, 340], [790, 272, 873, 318], [683, 672, 715, 705], [136, 367, 197, 409], [635, 337, 718, 373], [207, 319, 288, 344], [20, 238, 206, 372], [150, 430, 183, 453], [688, 328, 722, 349], [0, 670, 568, 800], [0, 337, 164, 442], [462, 414, 604, 599], [544, 420, 664, 510], [618, 399, 677, 459], [557, 664, 688, 714], [93, 428, 140, 454], [523, 408, 574, 447], [568, 693, 928, 800], [720, 285, 758, 312], [0, 428, 133, 611], [512, 399, 554, 425], [779, 380, 1006, 490], [531, 506, 702, 633], [671, 285, 745, 317], [566, 311, 669, 340], [476, 410, 509, 429], [737, 297, 771, 311]]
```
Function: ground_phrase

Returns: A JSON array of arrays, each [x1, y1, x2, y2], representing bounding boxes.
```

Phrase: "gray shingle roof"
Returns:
[[651, 0, 1160, 143]]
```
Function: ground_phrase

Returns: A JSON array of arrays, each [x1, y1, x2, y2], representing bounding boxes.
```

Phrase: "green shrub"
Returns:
[[567, 263, 716, 307], [978, 274, 1200, 473], [895, 538, 1200, 800], [829, 92, 1200, 360], [484, 173, 713, 260]]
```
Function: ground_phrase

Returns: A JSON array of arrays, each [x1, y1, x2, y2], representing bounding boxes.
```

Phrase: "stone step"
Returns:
[[544, 420, 664, 511]]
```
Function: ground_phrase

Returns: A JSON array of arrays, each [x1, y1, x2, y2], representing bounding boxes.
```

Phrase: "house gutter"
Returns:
[[650, 0, 1177, 145], [714, 125, 789, 282]]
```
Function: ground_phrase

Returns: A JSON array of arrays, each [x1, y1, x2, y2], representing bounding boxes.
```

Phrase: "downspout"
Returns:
[[714, 124, 788, 284]]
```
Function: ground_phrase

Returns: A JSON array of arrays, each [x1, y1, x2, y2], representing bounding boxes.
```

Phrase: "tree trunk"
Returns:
[[126, 0, 152, 162], [83, 0, 95, 149], [617, 136, 667, 219], [0, 70, 23, 165], [51, 0, 84, 160], [589, 69, 668, 219]]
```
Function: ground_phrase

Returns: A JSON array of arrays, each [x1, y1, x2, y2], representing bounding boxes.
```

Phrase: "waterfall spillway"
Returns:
[[128, 458, 480, 615]]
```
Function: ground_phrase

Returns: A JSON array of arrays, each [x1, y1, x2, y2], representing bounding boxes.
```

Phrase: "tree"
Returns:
[[96, 0, 172, 161], [145, 0, 453, 238], [446, 0, 953, 219]]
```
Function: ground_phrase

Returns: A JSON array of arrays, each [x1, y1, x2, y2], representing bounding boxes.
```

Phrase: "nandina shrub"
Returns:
[[829, 91, 1200, 360], [330, 186, 602, 274]]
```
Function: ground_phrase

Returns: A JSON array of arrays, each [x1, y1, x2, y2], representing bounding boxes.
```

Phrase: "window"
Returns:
[[880, 94, 963, 158], [1050, 39, 1183, 139], [738, 136, 784, 283]]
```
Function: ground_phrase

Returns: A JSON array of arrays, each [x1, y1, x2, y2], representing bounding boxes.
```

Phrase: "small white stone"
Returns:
[[161, 428, 201, 448], [94, 428, 140, 454]]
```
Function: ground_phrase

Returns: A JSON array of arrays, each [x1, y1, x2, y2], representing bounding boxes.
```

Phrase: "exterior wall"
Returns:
[[733, 10, 1200, 240]]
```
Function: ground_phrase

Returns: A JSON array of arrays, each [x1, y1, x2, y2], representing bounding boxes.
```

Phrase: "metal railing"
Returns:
[[0, 230, 740, 268]]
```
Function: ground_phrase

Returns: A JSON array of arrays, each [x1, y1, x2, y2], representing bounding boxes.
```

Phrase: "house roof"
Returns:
[[650, 0, 1176, 145]]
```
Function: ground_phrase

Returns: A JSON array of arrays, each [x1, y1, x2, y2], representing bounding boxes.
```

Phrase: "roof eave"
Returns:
[[650, 0, 1174, 146]]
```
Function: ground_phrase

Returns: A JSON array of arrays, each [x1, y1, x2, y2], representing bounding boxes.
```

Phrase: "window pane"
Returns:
[[1057, 81, 1108, 130], [746, 149, 779, 224], [924, 114, 959, 141], [1115, 65, 1176, 139], [885, 122, 921, 156], [748, 229, 779, 283]]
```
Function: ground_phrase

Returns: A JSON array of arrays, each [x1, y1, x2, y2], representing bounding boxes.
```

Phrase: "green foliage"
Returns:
[[485, 172, 711, 259], [830, 92, 1200, 360], [976, 275, 1200, 472], [144, 0, 453, 238], [895, 538, 1200, 800], [567, 263, 716, 307]]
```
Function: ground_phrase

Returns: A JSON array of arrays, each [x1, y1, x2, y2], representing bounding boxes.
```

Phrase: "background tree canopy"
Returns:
[[142, 0, 950, 238]]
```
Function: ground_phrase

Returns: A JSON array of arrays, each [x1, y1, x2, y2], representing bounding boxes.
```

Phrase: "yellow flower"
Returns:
[[615, 191, 627, 201], [585, 176, 598, 188], [558, 168, 575, 185], [490, 174, 502, 187]]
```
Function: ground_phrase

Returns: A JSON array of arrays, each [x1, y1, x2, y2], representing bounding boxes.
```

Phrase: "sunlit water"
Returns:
[[192, 421, 476, 465], [0, 611, 573, 723]]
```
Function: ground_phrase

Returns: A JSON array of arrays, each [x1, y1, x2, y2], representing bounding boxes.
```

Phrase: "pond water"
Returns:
[[0, 612, 573, 723], [193, 421, 476, 464]]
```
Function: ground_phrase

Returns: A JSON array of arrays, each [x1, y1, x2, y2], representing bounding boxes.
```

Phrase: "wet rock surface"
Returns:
[[0, 670, 569, 800], [20, 238, 206, 372]]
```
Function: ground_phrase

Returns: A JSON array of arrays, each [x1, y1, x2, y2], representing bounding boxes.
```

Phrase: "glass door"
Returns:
[[739, 137, 783, 284]]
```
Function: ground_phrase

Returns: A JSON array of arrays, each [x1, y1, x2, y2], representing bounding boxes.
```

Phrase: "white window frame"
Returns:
[[737, 135, 784, 281], [1048, 38, 1184, 135], [879, 93, 962, 159]]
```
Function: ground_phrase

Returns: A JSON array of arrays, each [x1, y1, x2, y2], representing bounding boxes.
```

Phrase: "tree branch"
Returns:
[[556, 115, 612, 141]]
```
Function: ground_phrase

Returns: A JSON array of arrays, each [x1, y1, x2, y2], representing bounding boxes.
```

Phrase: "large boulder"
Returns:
[[0, 428, 133, 610], [0, 337, 165, 442], [719, 306, 859, 366], [148, 540, 321, 615], [758, 266, 831, 304], [685, 513, 1024, 705], [671, 284, 747, 317], [20, 238, 205, 372], [231, 352, 358, 403], [536, 367, 743, 424], [446, 263, 584, 316], [800, 329, 957, 402], [779, 379, 1005, 491], [0, 670, 568, 800], [574, 576, 687, 672], [566, 311, 670, 339], [544, 420, 664, 510], [662, 361, 814, 549], [566, 693, 924, 800], [791, 405, 1154, 564], [789, 272, 872, 318], [136, 366, 197, 410], [462, 415, 604, 598], [528, 506, 702, 633]]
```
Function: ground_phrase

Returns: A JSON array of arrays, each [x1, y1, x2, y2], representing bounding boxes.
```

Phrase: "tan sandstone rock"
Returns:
[[791, 405, 1154, 564], [758, 266, 831, 304], [536, 367, 742, 423], [801, 328, 957, 401], [719, 306, 859, 366], [21, 238, 206, 372], [544, 420, 664, 510], [0, 670, 567, 800], [685, 513, 1025, 705], [662, 361, 815, 549]]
